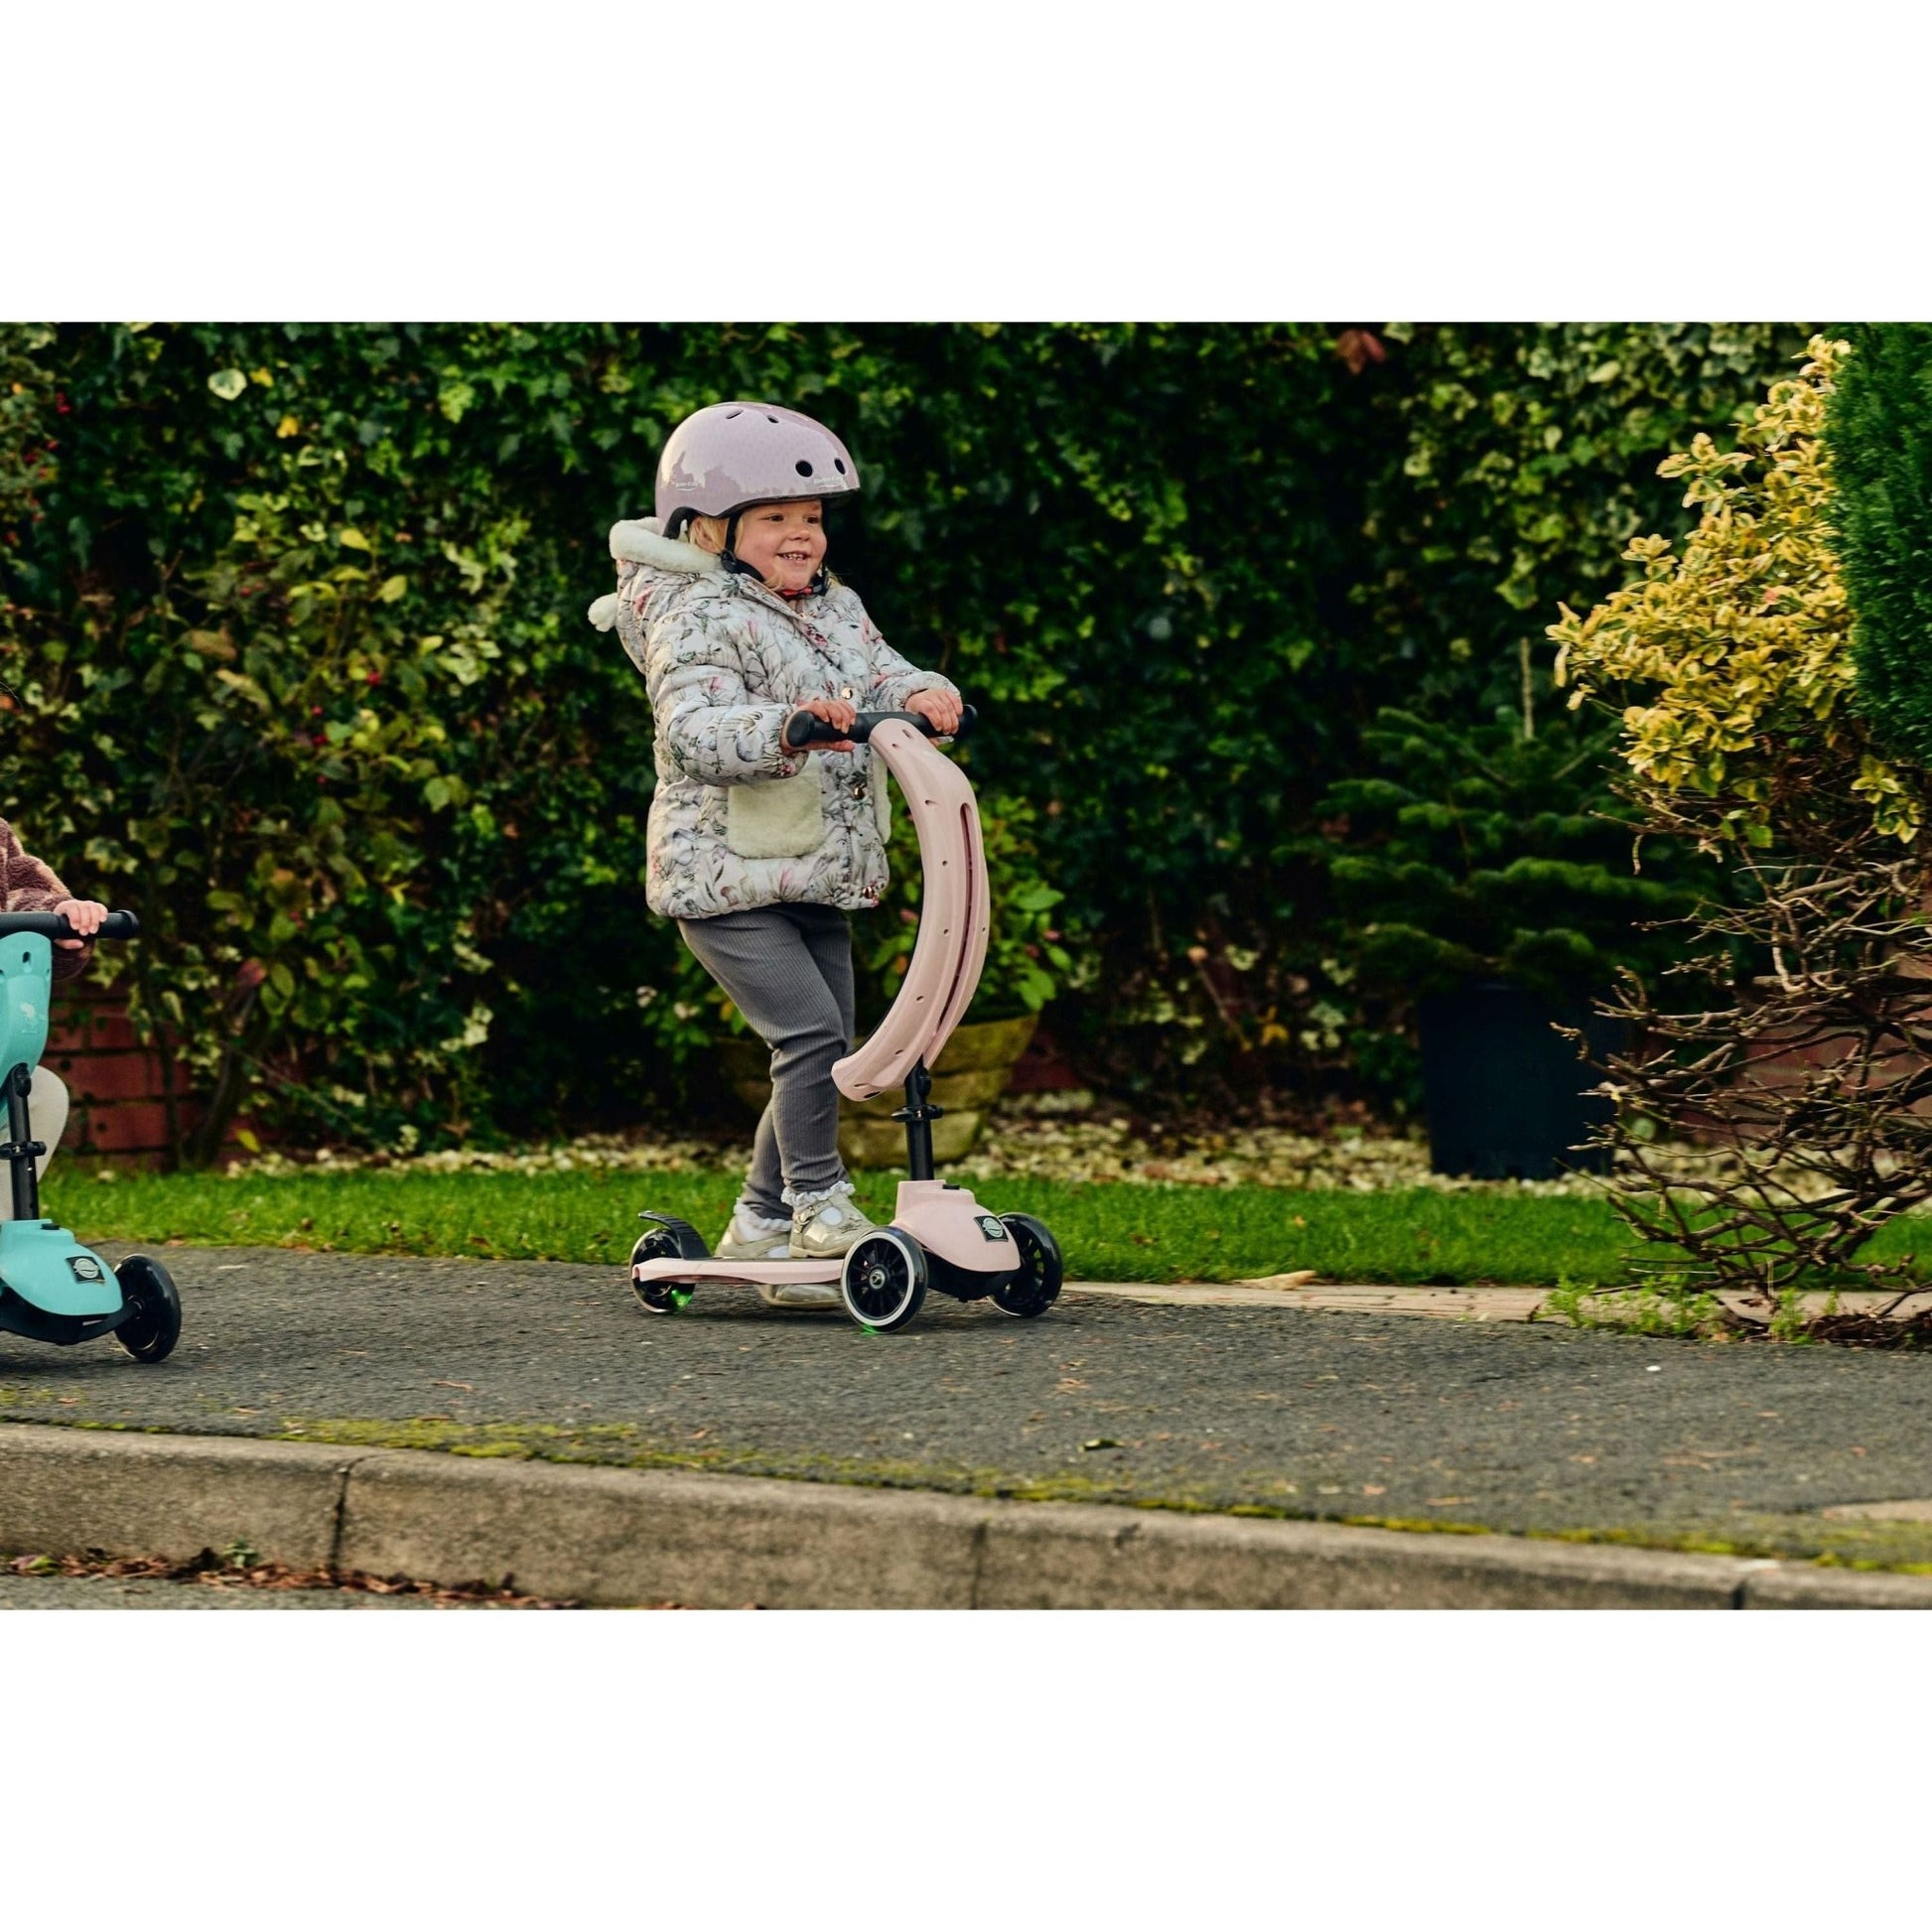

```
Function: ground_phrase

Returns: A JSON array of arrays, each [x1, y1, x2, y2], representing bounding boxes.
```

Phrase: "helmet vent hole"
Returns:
[[795, 460, 814, 477], [725, 408, 742, 418], [766, 415, 778, 423], [834, 458, 847, 474]]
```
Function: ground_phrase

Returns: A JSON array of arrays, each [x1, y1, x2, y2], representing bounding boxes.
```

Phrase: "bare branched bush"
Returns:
[[1591, 839, 1932, 1317], [1553, 337, 1932, 1332]]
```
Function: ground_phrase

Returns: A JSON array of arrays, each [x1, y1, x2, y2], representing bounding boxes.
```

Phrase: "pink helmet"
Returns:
[[654, 401, 861, 531]]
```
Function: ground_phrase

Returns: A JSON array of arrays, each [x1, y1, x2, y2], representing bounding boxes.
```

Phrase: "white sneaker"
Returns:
[[720, 1204, 845, 1309], [788, 1185, 879, 1261], [716, 1206, 792, 1263]]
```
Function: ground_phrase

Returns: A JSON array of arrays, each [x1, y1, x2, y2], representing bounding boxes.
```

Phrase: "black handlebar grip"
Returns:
[[0, 908, 141, 940], [783, 704, 978, 750]]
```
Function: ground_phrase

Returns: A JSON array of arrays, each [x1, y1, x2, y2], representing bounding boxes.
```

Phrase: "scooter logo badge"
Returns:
[[69, 1256, 103, 1282], [976, 1216, 1009, 1242]]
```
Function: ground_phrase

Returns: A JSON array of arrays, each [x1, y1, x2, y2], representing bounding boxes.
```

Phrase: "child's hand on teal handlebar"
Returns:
[[53, 898, 107, 948]]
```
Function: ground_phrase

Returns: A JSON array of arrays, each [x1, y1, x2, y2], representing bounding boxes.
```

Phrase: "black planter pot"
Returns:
[[1416, 979, 1623, 1180]]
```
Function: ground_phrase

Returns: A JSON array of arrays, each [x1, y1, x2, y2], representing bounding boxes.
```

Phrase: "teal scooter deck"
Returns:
[[0, 1217, 128, 1343]]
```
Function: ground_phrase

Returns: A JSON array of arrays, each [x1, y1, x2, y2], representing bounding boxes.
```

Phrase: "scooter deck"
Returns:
[[631, 1257, 843, 1288]]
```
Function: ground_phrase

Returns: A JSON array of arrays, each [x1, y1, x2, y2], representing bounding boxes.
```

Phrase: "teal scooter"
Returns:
[[0, 909, 181, 1361]]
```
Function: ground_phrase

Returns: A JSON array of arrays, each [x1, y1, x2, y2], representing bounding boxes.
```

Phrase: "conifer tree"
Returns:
[[1829, 323, 1932, 765]]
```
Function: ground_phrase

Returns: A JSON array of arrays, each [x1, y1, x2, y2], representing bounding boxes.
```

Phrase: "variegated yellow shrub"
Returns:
[[1551, 336, 1919, 848]]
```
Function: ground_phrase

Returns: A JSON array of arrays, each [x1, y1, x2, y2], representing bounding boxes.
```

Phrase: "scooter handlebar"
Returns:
[[0, 909, 140, 941], [783, 704, 978, 750]]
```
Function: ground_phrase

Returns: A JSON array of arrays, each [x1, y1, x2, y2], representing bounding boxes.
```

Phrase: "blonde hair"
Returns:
[[686, 512, 732, 555]]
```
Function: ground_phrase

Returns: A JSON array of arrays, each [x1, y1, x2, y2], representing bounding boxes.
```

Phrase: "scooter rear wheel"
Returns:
[[113, 1255, 183, 1364], [840, 1230, 928, 1332], [991, 1214, 1062, 1317], [629, 1229, 693, 1314]]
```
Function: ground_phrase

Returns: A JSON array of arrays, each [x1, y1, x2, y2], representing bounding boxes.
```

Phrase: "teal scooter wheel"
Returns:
[[113, 1255, 182, 1363]]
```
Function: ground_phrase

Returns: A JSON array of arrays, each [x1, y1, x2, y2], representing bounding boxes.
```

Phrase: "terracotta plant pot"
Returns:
[[713, 1014, 1039, 1170]]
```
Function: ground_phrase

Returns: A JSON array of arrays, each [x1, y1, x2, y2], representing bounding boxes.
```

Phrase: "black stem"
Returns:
[[894, 1059, 944, 1181], [6, 1064, 44, 1222]]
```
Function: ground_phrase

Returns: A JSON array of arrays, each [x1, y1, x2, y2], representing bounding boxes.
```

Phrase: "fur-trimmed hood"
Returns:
[[586, 516, 720, 630]]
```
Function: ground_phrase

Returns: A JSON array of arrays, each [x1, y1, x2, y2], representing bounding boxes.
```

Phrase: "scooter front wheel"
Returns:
[[840, 1230, 928, 1333], [113, 1255, 183, 1363], [629, 1229, 693, 1314], [991, 1214, 1062, 1317]]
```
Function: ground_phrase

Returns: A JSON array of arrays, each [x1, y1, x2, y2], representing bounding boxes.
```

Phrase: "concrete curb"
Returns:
[[3, 1423, 1928, 1608]]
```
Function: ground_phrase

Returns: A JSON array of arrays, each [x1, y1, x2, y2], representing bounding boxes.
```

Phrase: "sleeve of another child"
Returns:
[[0, 819, 93, 982]]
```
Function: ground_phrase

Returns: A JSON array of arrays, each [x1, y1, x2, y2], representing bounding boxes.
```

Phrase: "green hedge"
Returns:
[[1358, 324, 1815, 710], [0, 323, 1812, 1153], [1829, 323, 1932, 764]]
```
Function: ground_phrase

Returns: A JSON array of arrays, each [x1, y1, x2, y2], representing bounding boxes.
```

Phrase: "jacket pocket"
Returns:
[[724, 768, 824, 860]]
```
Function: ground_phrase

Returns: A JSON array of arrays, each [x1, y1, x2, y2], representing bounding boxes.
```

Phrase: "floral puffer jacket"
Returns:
[[590, 519, 960, 922]]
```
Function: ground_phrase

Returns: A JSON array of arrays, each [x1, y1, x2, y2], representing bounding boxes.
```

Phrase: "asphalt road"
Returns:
[[6, 1244, 1932, 1565]]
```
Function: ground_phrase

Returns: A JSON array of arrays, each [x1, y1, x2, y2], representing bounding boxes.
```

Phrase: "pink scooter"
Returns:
[[628, 705, 1063, 1333]]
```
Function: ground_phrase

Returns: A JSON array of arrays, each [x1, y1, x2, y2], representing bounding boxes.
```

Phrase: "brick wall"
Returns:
[[42, 985, 217, 1166]]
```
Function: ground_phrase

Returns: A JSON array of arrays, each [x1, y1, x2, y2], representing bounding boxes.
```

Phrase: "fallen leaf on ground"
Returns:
[[8, 1549, 577, 1607], [1238, 1271, 1319, 1291]]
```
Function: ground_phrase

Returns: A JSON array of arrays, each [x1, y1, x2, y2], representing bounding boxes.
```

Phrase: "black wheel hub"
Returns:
[[847, 1244, 911, 1323]]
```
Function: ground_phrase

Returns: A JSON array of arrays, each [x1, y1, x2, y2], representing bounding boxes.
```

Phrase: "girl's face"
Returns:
[[733, 499, 826, 594]]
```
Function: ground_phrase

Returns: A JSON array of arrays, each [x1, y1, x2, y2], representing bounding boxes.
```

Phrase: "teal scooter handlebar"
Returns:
[[1, 908, 141, 1140], [0, 909, 140, 940], [2, 902, 133, 1243]]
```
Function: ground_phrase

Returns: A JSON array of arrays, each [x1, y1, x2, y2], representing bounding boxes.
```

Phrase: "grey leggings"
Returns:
[[679, 902, 855, 1217]]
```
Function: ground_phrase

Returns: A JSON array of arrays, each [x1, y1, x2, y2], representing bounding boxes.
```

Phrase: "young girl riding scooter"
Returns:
[[590, 402, 961, 1308]]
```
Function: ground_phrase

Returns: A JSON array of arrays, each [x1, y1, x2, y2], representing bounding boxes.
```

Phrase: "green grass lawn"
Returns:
[[49, 1165, 1932, 1290], [42, 1165, 1654, 1287]]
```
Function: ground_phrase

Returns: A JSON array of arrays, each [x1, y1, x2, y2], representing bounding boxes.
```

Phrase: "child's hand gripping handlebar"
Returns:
[[0, 909, 141, 940], [783, 704, 979, 750]]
